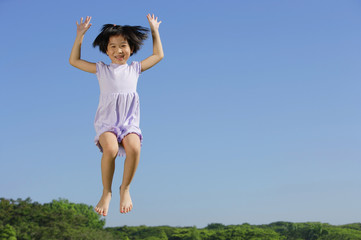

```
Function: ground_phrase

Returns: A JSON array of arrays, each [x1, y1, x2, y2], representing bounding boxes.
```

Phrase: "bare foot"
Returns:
[[120, 185, 133, 214], [94, 190, 112, 216]]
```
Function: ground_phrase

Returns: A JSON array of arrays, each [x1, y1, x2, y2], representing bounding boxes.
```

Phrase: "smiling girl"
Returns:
[[69, 14, 164, 216]]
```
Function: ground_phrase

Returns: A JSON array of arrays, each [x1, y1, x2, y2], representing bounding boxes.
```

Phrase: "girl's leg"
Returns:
[[95, 131, 119, 216], [120, 133, 141, 214]]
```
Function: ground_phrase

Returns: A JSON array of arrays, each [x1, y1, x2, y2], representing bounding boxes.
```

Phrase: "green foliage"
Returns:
[[267, 221, 361, 240], [2, 197, 361, 239], [200, 224, 281, 240], [340, 223, 361, 231], [104, 221, 361, 240], [0, 197, 108, 240], [267, 221, 330, 240], [0, 224, 17, 240], [319, 226, 361, 240], [109, 225, 170, 240], [46, 198, 104, 229], [206, 223, 226, 230], [189, 226, 201, 240]]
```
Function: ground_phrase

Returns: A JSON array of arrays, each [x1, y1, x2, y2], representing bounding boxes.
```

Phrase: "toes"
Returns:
[[120, 206, 133, 213], [101, 208, 107, 216], [95, 206, 106, 216], [120, 206, 130, 214], [126, 204, 132, 213], [95, 207, 100, 214]]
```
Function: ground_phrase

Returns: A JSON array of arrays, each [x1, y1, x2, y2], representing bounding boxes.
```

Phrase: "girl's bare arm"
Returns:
[[141, 14, 164, 72], [69, 16, 96, 73]]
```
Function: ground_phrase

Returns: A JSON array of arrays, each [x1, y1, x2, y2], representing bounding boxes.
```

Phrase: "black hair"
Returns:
[[93, 24, 149, 56]]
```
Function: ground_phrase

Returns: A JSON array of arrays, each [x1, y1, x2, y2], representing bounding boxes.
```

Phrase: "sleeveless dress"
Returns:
[[94, 61, 142, 157]]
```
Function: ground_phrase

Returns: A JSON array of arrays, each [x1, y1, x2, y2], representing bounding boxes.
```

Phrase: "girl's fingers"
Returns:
[[147, 13, 161, 25], [76, 16, 91, 28]]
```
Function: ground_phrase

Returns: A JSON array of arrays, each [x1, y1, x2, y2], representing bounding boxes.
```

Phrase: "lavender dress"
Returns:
[[94, 61, 142, 157]]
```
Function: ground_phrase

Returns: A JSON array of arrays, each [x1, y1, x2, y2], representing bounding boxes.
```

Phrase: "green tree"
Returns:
[[0, 197, 110, 240], [0, 224, 17, 240], [206, 223, 226, 230], [320, 227, 361, 240], [188, 226, 201, 240], [169, 228, 192, 240]]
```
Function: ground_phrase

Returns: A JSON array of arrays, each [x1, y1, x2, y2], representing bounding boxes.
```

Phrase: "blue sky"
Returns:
[[1, 0, 361, 228]]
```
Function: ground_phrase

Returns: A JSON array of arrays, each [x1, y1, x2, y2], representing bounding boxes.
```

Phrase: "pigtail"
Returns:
[[93, 24, 149, 56]]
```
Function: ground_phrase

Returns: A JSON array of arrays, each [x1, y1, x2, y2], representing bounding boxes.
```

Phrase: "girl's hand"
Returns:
[[147, 14, 162, 31], [76, 16, 92, 35]]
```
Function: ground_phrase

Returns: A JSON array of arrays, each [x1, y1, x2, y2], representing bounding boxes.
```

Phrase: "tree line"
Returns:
[[1, 197, 361, 240]]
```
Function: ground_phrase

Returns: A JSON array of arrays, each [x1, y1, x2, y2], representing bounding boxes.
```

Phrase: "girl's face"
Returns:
[[106, 35, 133, 65]]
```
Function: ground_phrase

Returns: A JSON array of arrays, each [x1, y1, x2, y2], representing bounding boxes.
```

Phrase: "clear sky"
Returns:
[[1, 0, 361, 228]]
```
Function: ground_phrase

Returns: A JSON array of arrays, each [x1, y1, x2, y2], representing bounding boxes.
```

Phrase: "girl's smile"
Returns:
[[106, 35, 133, 65]]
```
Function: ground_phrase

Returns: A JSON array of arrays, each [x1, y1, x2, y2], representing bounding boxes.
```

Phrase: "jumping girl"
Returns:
[[69, 14, 164, 216]]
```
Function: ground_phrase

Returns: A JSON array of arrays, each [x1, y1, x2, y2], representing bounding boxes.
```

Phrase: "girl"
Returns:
[[69, 14, 164, 216]]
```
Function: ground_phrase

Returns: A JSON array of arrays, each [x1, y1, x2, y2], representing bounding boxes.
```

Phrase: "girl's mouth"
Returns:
[[115, 55, 124, 60]]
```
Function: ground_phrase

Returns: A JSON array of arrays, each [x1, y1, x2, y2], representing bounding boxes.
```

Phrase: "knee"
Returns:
[[102, 144, 119, 157], [125, 143, 141, 158]]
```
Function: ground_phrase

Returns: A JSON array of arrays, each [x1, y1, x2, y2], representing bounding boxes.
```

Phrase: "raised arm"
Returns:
[[141, 14, 164, 72], [69, 16, 97, 73]]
